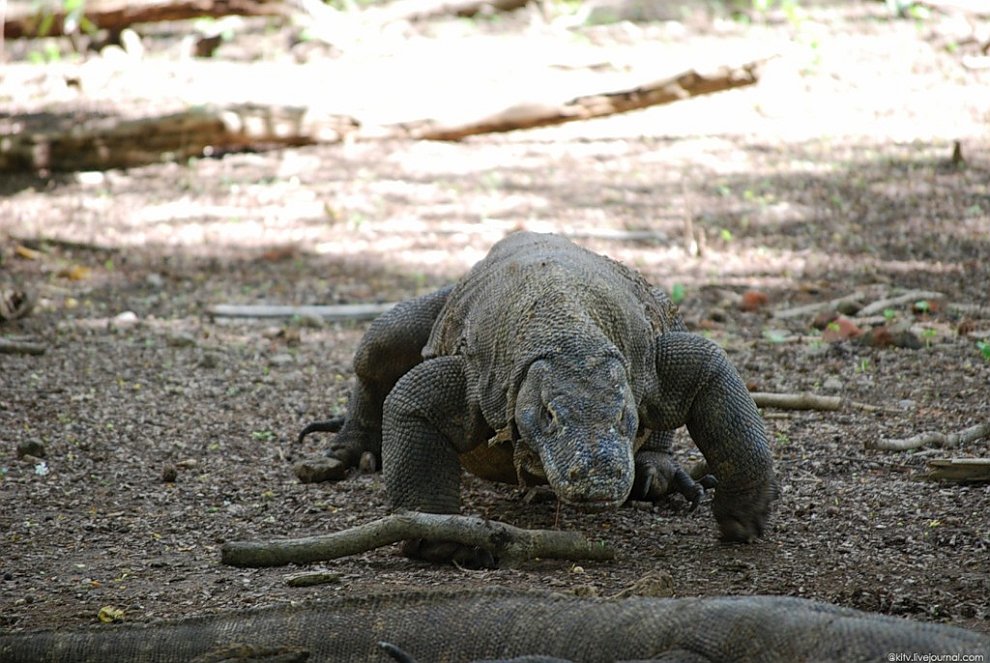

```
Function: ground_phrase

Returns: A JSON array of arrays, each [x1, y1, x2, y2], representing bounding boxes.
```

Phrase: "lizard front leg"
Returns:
[[299, 286, 453, 471], [382, 355, 495, 567], [645, 332, 778, 542], [631, 429, 717, 511]]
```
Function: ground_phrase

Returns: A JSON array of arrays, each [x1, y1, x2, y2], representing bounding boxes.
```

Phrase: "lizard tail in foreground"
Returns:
[[2, 588, 987, 662]]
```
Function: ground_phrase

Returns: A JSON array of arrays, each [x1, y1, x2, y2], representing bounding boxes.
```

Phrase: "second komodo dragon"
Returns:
[[299, 232, 778, 563]]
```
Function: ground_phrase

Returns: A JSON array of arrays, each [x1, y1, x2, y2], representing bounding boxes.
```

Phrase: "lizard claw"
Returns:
[[632, 451, 713, 511]]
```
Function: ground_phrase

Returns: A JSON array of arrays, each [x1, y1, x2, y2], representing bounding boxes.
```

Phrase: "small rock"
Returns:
[[571, 584, 598, 598], [836, 300, 862, 316], [111, 311, 139, 330], [269, 353, 294, 367], [294, 457, 348, 483], [167, 333, 197, 348], [822, 316, 863, 343], [161, 463, 178, 483], [358, 451, 377, 473], [145, 272, 165, 289], [739, 290, 769, 312], [822, 377, 844, 392], [615, 571, 675, 598], [16, 440, 46, 459], [197, 352, 220, 369], [857, 325, 922, 349]]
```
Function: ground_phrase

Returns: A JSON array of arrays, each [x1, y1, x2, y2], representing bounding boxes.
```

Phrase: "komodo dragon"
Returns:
[[2, 588, 988, 662], [300, 232, 777, 562]]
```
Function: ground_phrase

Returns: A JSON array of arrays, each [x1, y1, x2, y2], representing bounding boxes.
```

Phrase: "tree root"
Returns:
[[221, 512, 615, 569]]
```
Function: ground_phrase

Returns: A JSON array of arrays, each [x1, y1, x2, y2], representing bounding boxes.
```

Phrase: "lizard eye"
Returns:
[[542, 404, 557, 432], [616, 404, 636, 437]]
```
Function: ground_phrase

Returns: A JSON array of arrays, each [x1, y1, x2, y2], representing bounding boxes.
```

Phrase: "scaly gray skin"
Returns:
[[301, 232, 778, 558], [3, 588, 988, 663]]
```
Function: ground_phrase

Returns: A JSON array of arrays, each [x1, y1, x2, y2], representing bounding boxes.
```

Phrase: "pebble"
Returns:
[[822, 377, 843, 392], [294, 457, 347, 483], [111, 311, 139, 330], [17, 440, 46, 459]]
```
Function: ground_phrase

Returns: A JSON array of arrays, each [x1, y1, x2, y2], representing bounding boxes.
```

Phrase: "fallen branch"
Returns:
[[856, 290, 944, 317], [221, 512, 615, 568], [391, 59, 766, 141], [750, 392, 842, 411], [3, 0, 287, 40], [367, 0, 531, 23], [866, 422, 990, 452], [926, 458, 990, 482], [772, 292, 865, 320], [750, 391, 902, 414], [0, 337, 46, 355], [1, 104, 359, 173], [208, 302, 394, 321]]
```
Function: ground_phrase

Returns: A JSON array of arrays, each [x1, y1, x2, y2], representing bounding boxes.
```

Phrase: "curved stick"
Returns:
[[221, 512, 615, 569]]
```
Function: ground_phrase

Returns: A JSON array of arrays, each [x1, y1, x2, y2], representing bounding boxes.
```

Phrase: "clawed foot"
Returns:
[[712, 477, 780, 543], [400, 539, 497, 569], [632, 450, 716, 511], [295, 417, 382, 481]]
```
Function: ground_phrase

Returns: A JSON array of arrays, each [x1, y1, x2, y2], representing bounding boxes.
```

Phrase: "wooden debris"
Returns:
[[283, 571, 342, 587], [391, 60, 766, 141], [365, 0, 531, 23], [856, 290, 944, 317], [3, 0, 287, 40], [772, 292, 865, 320], [1, 105, 360, 173], [926, 458, 990, 482], [750, 392, 842, 411], [208, 302, 394, 321], [866, 422, 990, 452], [0, 337, 46, 355], [220, 511, 615, 568], [0, 288, 36, 322]]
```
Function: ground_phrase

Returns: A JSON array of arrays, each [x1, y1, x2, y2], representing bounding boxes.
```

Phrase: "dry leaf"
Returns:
[[14, 245, 42, 260], [97, 606, 125, 623]]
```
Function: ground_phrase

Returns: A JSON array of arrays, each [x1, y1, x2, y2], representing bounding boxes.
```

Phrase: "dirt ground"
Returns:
[[2, 0, 989, 642]]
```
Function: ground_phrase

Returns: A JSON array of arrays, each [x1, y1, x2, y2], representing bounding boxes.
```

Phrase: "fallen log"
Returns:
[[221, 511, 615, 568], [3, 0, 287, 40], [926, 458, 990, 482], [391, 59, 766, 141], [0, 104, 360, 173]]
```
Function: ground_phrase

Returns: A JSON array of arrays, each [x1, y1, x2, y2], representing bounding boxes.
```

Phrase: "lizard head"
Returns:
[[513, 352, 637, 510]]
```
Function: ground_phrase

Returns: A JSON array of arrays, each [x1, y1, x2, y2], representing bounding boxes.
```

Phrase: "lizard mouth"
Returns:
[[558, 495, 625, 512]]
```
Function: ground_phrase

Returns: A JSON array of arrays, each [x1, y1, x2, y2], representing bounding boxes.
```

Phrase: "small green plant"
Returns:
[[914, 299, 931, 314], [251, 430, 275, 442], [856, 358, 871, 373], [719, 228, 734, 242], [774, 432, 790, 447], [883, 308, 897, 321], [670, 283, 686, 305], [920, 328, 937, 348], [977, 341, 990, 361]]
